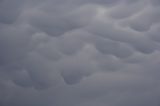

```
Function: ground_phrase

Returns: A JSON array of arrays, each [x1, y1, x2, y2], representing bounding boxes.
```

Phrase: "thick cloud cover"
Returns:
[[0, 0, 160, 106]]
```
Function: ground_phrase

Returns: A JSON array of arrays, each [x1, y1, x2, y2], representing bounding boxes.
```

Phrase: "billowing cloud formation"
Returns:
[[0, 0, 160, 106]]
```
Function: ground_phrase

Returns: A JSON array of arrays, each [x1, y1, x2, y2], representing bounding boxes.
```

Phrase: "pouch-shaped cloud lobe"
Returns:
[[0, 0, 160, 106]]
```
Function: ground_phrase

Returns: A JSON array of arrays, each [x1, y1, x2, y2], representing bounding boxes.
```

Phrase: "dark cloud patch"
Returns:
[[150, 0, 160, 6], [0, 0, 25, 24], [0, 24, 32, 65]]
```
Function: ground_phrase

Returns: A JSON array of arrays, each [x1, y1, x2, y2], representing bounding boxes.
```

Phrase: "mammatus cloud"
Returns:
[[0, 0, 160, 106]]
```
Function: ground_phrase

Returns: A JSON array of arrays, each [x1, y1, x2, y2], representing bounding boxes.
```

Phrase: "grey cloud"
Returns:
[[28, 3, 97, 37], [57, 45, 98, 84], [109, 0, 146, 19], [35, 39, 62, 61], [1, 0, 160, 106], [11, 69, 33, 87], [24, 52, 61, 89], [86, 21, 157, 54], [57, 29, 94, 55], [94, 37, 134, 58], [148, 24, 160, 42], [150, 0, 160, 6], [0, 0, 25, 24], [94, 54, 126, 71], [0, 24, 32, 65], [124, 6, 160, 32], [63, 72, 160, 106]]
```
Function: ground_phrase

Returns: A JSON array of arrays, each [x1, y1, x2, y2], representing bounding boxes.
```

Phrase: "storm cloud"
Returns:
[[0, 0, 160, 106]]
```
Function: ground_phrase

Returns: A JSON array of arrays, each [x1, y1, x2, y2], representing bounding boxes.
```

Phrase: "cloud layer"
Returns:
[[0, 0, 160, 106]]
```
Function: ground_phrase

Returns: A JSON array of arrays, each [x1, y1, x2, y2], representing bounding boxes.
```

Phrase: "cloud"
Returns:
[[0, 0, 160, 106], [0, 0, 25, 24]]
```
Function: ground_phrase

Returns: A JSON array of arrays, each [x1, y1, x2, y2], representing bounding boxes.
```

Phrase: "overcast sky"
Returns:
[[0, 0, 160, 106]]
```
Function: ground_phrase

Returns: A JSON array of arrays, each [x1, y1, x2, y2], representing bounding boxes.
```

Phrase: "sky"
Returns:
[[0, 0, 160, 106]]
